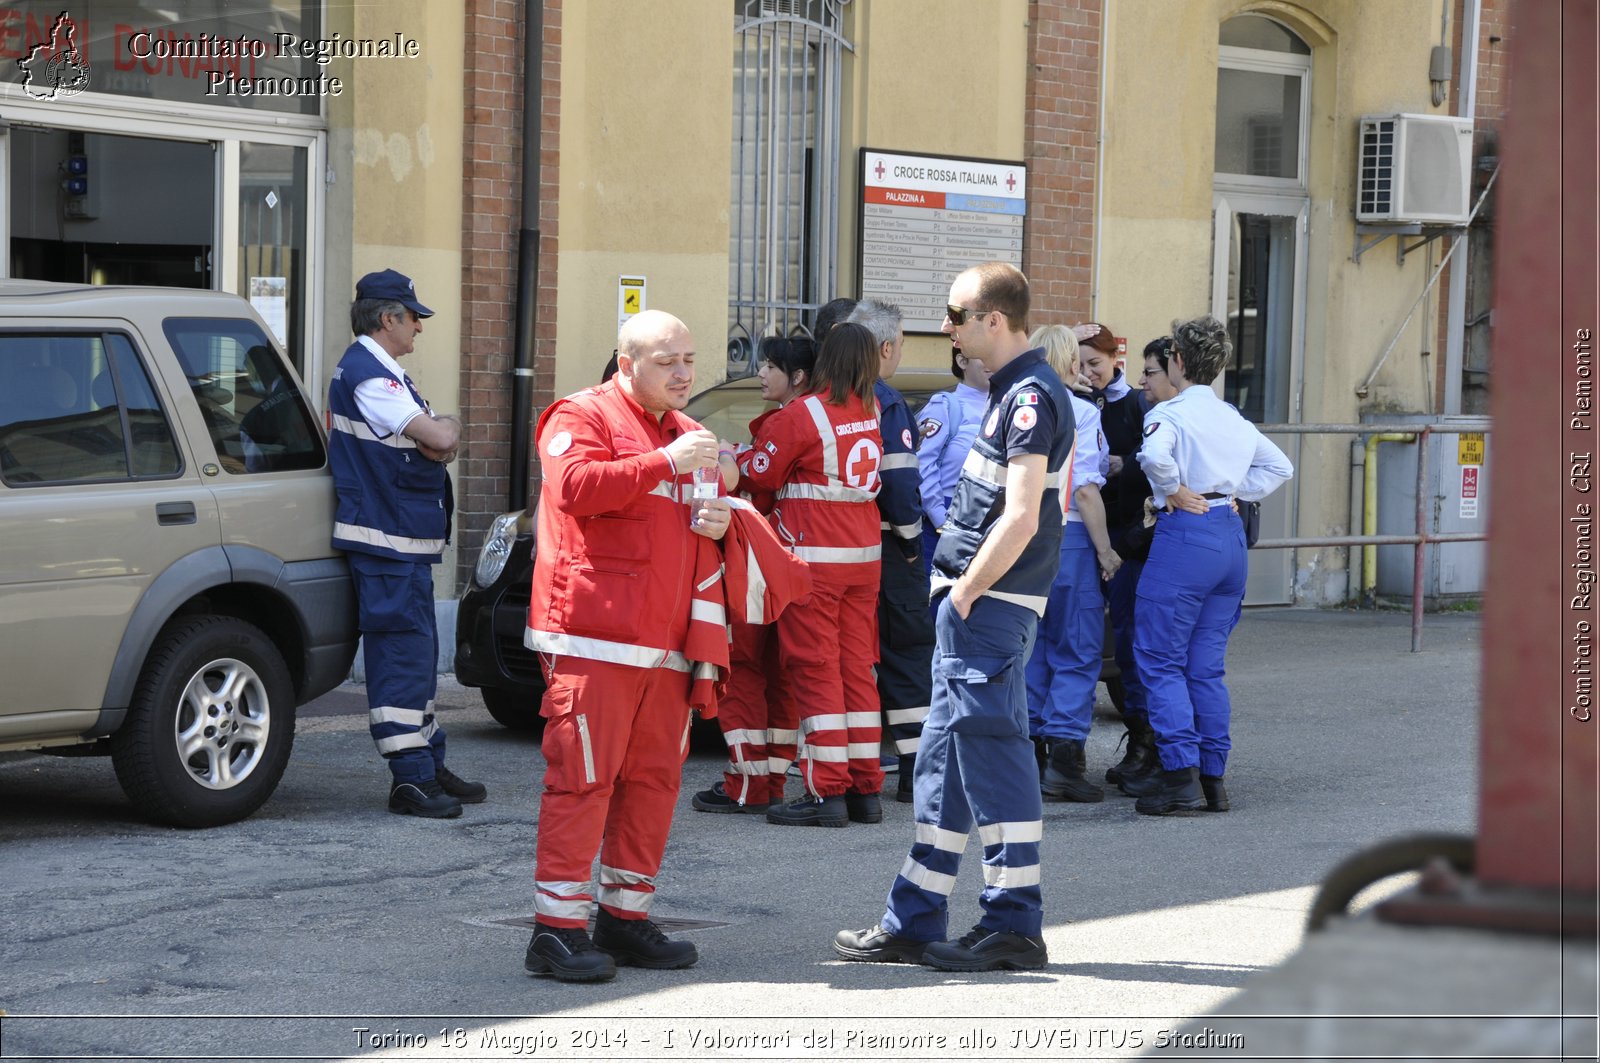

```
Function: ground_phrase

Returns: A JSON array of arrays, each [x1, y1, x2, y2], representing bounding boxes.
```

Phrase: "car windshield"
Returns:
[[685, 369, 953, 445]]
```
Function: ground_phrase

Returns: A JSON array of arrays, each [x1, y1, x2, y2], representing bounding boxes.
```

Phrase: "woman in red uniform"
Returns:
[[739, 322, 885, 828], [692, 335, 815, 814]]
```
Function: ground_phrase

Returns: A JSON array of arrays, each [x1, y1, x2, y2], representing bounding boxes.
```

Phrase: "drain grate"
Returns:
[[496, 915, 730, 931]]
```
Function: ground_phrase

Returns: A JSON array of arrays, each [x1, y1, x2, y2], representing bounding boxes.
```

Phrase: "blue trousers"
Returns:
[[883, 595, 1044, 941], [1105, 554, 1148, 720], [1132, 507, 1247, 777], [350, 553, 446, 786], [1025, 521, 1103, 741]]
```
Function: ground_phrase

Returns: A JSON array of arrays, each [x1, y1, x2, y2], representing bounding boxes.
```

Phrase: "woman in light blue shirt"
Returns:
[[1124, 315, 1293, 816], [914, 344, 989, 570]]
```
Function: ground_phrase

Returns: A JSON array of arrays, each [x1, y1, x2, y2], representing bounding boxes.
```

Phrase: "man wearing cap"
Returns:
[[327, 269, 486, 818]]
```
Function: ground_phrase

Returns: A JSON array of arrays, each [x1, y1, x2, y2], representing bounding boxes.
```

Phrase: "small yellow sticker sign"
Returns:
[[1458, 432, 1484, 465], [617, 275, 647, 327]]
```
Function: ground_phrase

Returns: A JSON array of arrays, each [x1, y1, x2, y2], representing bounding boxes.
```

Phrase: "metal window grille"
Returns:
[[728, 0, 852, 374]]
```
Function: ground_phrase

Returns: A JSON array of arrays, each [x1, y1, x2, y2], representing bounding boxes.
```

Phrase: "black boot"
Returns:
[[1032, 736, 1049, 782], [896, 754, 915, 803], [1135, 766, 1207, 816], [1040, 739, 1104, 802], [593, 910, 698, 969], [1201, 775, 1230, 812], [1104, 716, 1156, 786]]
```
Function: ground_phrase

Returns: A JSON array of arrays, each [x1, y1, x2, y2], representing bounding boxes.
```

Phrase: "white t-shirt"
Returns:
[[352, 335, 427, 438]]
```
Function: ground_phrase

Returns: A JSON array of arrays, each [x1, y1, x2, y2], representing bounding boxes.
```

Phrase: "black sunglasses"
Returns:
[[945, 304, 996, 327]]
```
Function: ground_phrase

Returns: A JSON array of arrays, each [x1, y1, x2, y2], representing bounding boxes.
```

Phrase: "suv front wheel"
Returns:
[[110, 616, 296, 828]]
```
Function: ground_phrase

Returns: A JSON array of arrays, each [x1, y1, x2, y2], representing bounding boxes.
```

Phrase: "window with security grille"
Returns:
[[727, 0, 851, 374]]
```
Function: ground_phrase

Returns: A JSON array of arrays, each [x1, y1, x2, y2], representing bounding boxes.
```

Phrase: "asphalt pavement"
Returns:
[[1, 607, 1585, 1061]]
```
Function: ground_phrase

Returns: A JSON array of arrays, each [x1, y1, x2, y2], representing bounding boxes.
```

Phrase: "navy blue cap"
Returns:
[[355, 269, 434, 318]]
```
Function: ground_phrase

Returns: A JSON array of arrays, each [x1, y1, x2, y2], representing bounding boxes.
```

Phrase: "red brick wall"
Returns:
[[1023, 0, 1100, 325], [456, 1, 561, 588]]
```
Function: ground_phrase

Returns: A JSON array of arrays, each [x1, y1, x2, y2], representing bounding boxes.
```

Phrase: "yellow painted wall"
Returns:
[[1098, 0, 1454, 601], [841, 0, 1030, 369], [553, 0, 733, 400], [326, 1, 465, 588]]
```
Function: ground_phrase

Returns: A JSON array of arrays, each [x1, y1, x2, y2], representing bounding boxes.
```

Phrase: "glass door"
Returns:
[[216, 133, 322, 384], [1212, 192, 1305, 605]]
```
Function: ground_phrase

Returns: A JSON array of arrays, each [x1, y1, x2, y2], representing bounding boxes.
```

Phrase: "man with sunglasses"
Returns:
[[328, 269, 484, 819], [835, 261, 1074, 972]]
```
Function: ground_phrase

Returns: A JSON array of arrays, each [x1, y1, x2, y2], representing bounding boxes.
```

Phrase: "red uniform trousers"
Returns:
[[717, 621, 797, 806], [533, 656, 693, 928], [776, 578, 884, 799]]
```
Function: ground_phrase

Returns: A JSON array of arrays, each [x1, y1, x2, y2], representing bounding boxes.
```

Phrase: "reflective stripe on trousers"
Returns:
[[882, 595, 1044, 941]]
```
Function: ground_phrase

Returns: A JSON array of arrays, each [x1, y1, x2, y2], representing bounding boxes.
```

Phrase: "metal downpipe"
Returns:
[[509, 0, 543, 512]]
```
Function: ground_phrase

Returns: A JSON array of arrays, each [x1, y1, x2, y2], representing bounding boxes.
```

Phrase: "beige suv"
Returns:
[[0, 281, 356, 827]]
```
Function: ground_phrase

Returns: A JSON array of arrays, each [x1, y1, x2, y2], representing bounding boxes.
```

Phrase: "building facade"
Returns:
[[0, 0, 1509, 605]]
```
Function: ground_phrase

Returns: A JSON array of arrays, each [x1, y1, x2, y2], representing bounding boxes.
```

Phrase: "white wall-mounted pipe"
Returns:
[[1443, 0, 1483, 415]]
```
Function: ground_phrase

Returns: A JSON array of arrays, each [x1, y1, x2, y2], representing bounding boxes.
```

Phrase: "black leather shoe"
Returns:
[[1201, 775, 1230, 812], [524, 924, 617, 982], [833, 924, 929, 963], [845, 792, 883, 823], [387, 779, 462, 818], [896, 754, 915, 803], [1135, 766, 1207, 816], [921, 924, 1048, 971], [766, 794, 848, 827], [692, 781, 769, 814], [1040, 739, 1104, 802], [435, 766, 487, 804], [593, 910, 698, 969]]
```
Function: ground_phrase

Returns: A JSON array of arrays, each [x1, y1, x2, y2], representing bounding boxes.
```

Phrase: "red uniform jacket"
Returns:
[[525, 380, 708, 672], [736, 391, 883, 586], [525, 380, 814, 718]]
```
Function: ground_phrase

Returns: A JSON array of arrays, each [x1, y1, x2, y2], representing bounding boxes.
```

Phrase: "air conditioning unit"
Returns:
[[1356, 114, 1474, 224]]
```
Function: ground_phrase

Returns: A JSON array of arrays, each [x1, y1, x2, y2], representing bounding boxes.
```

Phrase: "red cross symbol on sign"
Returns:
[[874, 160, 886, 180], [1006, 172, 1016, 191]]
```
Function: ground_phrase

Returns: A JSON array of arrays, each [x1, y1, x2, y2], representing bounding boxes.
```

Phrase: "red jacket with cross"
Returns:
[[736, 390, 883, 587]]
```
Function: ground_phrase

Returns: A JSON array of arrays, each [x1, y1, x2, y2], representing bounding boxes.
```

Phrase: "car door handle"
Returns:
[[155, 501, 197, 526]]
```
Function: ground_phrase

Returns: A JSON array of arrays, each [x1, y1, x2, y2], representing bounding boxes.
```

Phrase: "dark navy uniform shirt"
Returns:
[[930, 347, 1075, 616], [875, 378, 923, 548]]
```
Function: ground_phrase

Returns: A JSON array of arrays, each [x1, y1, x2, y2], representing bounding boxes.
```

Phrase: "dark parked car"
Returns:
[[453, 368, 1119, 736]]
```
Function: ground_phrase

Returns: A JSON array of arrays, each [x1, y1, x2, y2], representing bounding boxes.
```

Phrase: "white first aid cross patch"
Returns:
[[901, 427, 914, 449], [1013, 407, 1038, 431], [984, 409, 1001, 436], [752, 452, 770, 473], [547, 430, 573, 456], [384, 378, 405, 393]]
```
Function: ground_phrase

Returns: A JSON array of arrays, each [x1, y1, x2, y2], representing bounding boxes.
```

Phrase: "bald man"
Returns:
[[522, 311, 732, 983]]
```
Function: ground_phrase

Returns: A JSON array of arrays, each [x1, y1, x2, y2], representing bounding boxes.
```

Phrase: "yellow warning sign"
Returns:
[[617, 275, 647, 327], [1458, 432, 1484, 465]]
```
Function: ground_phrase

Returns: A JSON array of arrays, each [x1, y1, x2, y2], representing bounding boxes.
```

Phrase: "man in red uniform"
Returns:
[[522, 309, 732, 983]]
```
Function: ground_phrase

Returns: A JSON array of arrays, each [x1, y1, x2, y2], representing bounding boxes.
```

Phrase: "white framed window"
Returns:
[[1215, 15, 1311, 195]]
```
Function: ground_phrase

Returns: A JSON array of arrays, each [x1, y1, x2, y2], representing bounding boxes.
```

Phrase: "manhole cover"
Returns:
[[496, 915, 729, 932]]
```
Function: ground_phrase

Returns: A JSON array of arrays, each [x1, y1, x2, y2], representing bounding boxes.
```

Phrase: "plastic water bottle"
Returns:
[[690, 463, 718, 526]]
